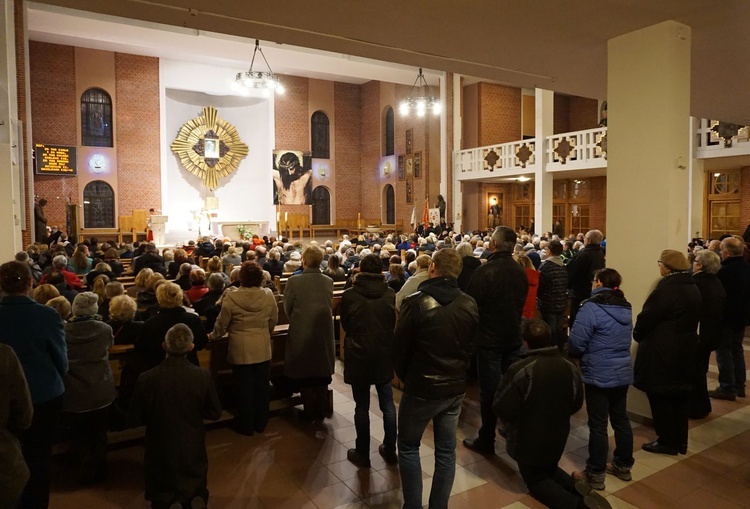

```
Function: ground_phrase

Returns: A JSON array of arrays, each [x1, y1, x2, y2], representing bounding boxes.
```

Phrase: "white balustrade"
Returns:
[[453, 139, 538, 181], [545, 127, 607, 171], [695, 118, 750, 158]]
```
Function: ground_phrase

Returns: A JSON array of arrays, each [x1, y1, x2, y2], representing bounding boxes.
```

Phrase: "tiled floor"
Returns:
[[50, 345, 750, 509]]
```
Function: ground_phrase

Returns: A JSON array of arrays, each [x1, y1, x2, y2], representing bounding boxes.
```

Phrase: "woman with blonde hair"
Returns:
[[136, 273, 166, 320], [98, 281, 124, 321], [514, 253, 539, 319], [207, 255, 230, 286], [33, 283, 59, 305], [91, 274, 111, 306], [222, 245, 242, 275], [86, 262, 114, 290], [46, 295, 72, 321], [127, 267, 153, 298]]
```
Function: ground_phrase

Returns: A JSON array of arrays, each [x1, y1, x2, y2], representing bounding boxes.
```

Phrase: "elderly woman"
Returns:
[[283, 245, 335, 421], [86, 262, 115, 289], [206, 256, 230, 286], [209, 262, 277, 435], [222, 246, 242, 275], [64, 292, 116, 483], [690, 250, 726, 419], [127, 267, 153, 298], [633, 250, 701, 455], [186, 269, 209, 304], [263, 248, 284, 279], [33, 283, 60, 305], [0, 261, 67, 508], [47, 295, 72, 321], [168, 248, 195, 279], [138, 283, 208, 372], [283, 250, 302, 273]]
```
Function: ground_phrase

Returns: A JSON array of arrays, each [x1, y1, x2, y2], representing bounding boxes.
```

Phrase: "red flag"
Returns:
[[422, 197, 430, 224]]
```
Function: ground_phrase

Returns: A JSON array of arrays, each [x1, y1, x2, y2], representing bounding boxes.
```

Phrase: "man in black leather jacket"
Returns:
[[463, 226, 528, 455], [566, 230, 605, 327], [394, 249, 478, 509]]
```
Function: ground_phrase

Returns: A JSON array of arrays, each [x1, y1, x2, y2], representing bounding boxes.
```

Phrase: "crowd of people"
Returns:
[[1, 222, 748, 509]]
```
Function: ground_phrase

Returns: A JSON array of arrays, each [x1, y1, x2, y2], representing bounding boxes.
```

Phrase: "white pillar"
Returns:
[[688, 117, 705, 239], [534, 89, 553, 235], [0, 0, 22, 262], [606, 21, 692, 420], [452, 73, 463, 232]]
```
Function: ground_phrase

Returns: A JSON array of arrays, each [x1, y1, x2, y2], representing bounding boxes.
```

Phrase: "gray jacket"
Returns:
[[64, 318, 116, 413]]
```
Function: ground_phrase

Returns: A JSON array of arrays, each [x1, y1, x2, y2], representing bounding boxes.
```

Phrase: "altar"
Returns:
[[211, 220, 270, 239]]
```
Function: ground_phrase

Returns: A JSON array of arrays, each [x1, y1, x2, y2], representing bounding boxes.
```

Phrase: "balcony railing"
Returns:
[[545, 127, 607, 171], [695, 119, 750, 158], [454, 139, 539, 177]]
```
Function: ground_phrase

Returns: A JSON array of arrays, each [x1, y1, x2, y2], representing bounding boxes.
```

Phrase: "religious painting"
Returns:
[[273, 150, 313, 205], [406, 174, 413, 204], [406, 129, 413, 155], [406, 157, 413, 177], [398, 155, 405, 181], [414, 151, 422, 179]]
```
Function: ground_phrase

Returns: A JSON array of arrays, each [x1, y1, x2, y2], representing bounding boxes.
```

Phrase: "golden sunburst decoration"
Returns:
[[170, 106, 249, 190]]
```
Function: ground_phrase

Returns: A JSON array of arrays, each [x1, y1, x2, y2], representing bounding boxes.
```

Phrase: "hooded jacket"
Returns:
[[340, 272, 396, 385], [209, 286, 278, 365], [394, 276, 478, 400], [537, 256, 568, 313], [568, 287, 633, 388], [63, 316, 116, 412]]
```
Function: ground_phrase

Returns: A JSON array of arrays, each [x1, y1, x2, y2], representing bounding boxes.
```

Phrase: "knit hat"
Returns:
[[290, 251, 301, 261], [72, 291, 99, 316], [659, 249, 690, 271]]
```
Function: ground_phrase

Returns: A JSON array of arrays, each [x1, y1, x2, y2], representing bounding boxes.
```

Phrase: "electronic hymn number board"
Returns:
[[35, 144, 77, 175]]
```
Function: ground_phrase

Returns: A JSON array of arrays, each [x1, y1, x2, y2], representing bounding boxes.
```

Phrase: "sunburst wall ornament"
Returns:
[[170, 106, 249, 190]]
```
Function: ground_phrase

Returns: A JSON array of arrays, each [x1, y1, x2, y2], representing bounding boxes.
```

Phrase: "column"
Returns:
[[606, 21, 691, 419], [534, 89, 553, 235], [0, 0, 22, 262], [688, 117, 705, 238], [451, 73, 463, 232]]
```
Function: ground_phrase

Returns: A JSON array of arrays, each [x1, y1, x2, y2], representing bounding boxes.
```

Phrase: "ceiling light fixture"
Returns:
[[517, 176, 531, 182], [235, 39, 284, 97], [399, 68, 441, 117]]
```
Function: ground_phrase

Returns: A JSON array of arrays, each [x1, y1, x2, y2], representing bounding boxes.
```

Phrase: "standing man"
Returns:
[[395, 249, 479, 509], [340, 254, 398, 468], [710, 236, 750, 401], [463, 226, 528, 455], [538, 239, 569, 351], [566, 229, 605, 327], [130, 324, 222, 509], [34, 198, 48, 244]]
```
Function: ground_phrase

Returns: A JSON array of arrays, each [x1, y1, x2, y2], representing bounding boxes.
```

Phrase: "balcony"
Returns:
[[454, 127, 607, 181], [695, 119, 750, 159]]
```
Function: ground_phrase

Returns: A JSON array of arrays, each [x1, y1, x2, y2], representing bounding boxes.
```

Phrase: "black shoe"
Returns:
[[575, 480, 612, 509], [462, 437, 495, 455], [708, 389, 736, 401], [378, 444, 398, 465], [737, 389, 746, 398], [347, 448, 371, 468], [678, 444, 687, 455], [641, 440, 678, 456]]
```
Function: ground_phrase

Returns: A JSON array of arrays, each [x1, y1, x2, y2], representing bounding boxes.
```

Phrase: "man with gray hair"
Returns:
[[463, 226, 528, 455], [130, 323, 221, 509], [710, 236, 750, 401], [566, 229, 605, 327]]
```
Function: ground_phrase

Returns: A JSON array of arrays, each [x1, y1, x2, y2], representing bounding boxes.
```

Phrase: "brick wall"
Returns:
[[30, 41, 78, 231], [569, 96, 598, 131], [554, 95, 570, 134], [115, 53, 161, 215], [478, 83, 521, 146], [445, 72, 454, 222], [333, 82, 361, 220], [359, 81, 381, 220], [275, 74, 310, 219], [15, 1, 31, 246]]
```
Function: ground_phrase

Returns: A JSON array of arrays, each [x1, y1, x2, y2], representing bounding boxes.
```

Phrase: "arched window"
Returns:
[[81, 88, 113, 147], [83, 180, 115, 228], [312, 186, 331, 225], [383, 184, 395, 224], [384, 107, 394, 156], [311, 111, 330, 159]]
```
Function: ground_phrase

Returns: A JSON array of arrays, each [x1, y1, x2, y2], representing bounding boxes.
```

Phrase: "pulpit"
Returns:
[[150, 215, 168, 246]]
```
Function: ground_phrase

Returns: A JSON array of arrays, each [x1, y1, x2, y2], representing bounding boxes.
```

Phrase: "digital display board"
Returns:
[[35, 144, 77, 175]]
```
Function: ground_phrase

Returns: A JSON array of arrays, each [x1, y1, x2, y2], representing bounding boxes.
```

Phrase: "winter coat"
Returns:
[[568, 287, 633, 388], [717, 256, 750, 329], [522, 268, 539, 319], [0, 295, 68, 405], [63, 316, 116, 413], [283, 268, 335, 379], [494, 346, 583, 466], [209, 286, 278, 365], [394, 276, 478, 400], [340, 273, 396, 386], [566, 244, 605, 299], [692, 271, 726, 351], [465, 251, 528, 349], [633, 272, 701, 394], [138, 307, 209, 371], [457, 255, 481, 292], [129, 356, 221, 506], [537, 256, 568, 313], [395, 268, 429, 309], [0, 344, 33, 507]]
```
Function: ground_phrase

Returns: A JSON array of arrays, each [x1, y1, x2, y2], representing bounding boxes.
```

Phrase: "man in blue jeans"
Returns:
[[394, 249, 479, 508], [340, 254, 398, 467], [463, 226, 528, 455]]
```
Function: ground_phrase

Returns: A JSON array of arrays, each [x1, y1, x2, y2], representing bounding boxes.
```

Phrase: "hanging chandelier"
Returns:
[[399, 68, 441, 117], [235, 39, 284, 96]]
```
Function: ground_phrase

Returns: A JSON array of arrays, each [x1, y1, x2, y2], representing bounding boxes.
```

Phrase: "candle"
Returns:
[[284, 212, 288, 222], [276, 211, 280, 222]]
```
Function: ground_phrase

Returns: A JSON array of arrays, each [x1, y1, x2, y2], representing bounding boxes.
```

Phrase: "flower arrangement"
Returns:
[[236, 224, 253, 241]]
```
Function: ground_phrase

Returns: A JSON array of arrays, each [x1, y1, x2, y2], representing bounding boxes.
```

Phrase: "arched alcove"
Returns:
[[83, 180, 115, 228]]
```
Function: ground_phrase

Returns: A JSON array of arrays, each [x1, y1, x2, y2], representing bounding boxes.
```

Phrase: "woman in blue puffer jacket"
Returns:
[[569, 268, 634, 491]]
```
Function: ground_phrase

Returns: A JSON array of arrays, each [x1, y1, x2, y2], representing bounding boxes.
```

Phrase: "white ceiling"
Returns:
[[27, 0, 750, 125]]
